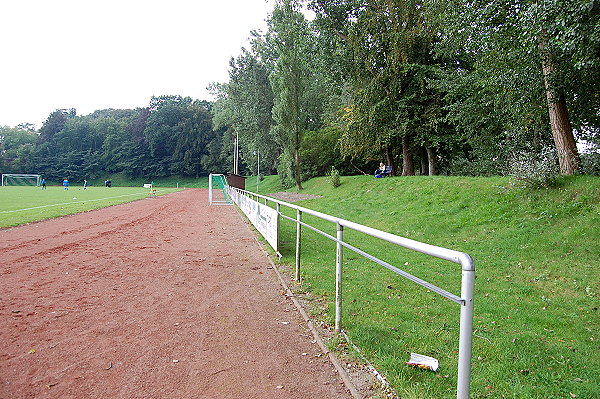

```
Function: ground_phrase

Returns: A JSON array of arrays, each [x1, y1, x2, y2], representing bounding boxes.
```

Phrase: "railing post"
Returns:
[[457, 259, 475, 399], [295, 210, 302, 281], [276, 203, 281, 257], [335, 222, 343, 333]]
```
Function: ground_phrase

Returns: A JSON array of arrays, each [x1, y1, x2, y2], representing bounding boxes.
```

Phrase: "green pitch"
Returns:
[[0, 185, 182, 228]]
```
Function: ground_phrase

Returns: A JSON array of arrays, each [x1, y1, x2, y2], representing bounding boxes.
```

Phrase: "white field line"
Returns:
[[0, 190, 163, 214]]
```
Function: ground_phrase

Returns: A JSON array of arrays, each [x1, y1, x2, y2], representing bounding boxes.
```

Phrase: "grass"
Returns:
[[71, 174, 209, 188], [3, 173, 598, 397], [245, 174, 285, 195], [0, 185, 182, 228], [257, 174, 599, 399]]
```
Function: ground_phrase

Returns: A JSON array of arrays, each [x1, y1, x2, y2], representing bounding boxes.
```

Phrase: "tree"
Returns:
[[267, 0, 318, 189], [211, 47, 278, 177], [0, 126, 38, 172], [38, 109, 76, 144], [347, 1, 447, 175], [431, 0, 599, 175]]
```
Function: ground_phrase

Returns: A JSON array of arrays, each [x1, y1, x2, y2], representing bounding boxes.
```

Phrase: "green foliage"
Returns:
[[509, 147, 560, 189], [20, 97, 221, 181], [580, 151, 600, 176], [430, 0, 599, 174], [267, 0, 320, 189], [210, 48, 278, 176], [343, 1, 442, 172], [326, 166, 341, 187], [277, 150, 296, 189], [300, 126, 360, 180], [273, 174, 600, 398], [0, 126, 38, 172]]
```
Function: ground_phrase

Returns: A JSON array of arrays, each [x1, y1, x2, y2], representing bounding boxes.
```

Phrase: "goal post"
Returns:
[[1, 174, 42, 186], [208, 173, 232, 205]]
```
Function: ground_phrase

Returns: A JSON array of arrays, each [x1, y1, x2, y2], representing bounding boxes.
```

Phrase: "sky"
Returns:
[[0, 0, 276, 129]]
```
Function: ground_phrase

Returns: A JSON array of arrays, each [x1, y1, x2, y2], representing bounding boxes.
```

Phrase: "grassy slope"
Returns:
[[261, 174, 598, 399]]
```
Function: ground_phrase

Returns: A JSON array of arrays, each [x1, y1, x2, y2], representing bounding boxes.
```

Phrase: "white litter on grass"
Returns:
[[406, 353, 439, 372]]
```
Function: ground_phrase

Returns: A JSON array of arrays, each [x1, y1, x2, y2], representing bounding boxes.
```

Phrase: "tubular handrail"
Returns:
[[234, 188, 474, 271], [228, 186, 474, 399]]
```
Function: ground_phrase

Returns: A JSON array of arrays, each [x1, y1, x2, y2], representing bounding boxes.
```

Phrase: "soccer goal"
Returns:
[[1, 174, 42, 186], [208, 174, 233, 205]]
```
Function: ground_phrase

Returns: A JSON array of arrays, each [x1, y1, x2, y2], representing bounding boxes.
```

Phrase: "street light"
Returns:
[[254, 149, 260, 193]]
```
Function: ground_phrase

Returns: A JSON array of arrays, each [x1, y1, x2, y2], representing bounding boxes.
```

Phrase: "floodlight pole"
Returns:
[[234, 132, 239, 175], [254, 149, 260, 193]]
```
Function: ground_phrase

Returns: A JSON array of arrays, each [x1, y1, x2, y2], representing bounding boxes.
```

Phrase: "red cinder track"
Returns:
[[0, 189, 352, 399]]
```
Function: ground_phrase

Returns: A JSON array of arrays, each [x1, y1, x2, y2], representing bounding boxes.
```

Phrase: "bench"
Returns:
[[375, 166, 392, 177]]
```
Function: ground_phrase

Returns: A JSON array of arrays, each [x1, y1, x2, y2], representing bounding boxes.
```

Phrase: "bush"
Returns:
[[580, 151, 600, 175], [509, 147, 559, 189], [327, 166, 341, 188]]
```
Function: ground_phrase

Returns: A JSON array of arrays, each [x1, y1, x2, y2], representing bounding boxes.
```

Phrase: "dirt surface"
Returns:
[[0, 189, 354, 399]]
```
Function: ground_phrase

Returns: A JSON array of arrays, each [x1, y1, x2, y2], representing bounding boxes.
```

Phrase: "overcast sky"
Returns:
[[0, 0, 276, 129]]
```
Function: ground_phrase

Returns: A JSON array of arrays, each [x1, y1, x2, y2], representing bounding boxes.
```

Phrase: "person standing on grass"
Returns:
[[83, 179, 88, 190], [41, 178, 46, 190], [63, 178, 69, 190]]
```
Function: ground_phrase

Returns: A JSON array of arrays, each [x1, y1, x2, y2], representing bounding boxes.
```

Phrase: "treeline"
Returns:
[[213, 0, 599, 189], [1, 0, 599, 185], [0, 96, 229, 182]]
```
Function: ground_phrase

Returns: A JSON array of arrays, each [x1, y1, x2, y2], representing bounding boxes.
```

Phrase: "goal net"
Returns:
[[208, 174, 232, 205], [1, 174, 42, 186]]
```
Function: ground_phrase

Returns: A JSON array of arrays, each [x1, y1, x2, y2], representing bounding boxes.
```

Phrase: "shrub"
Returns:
[[580, 151, 600, 176], [509, 147, 559, 189], [327, 166, 341, 188]]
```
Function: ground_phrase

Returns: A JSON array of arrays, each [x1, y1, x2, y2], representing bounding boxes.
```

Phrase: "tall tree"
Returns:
[[38, 109, 76, 144], [267, 0, 317, 189], [431, 0, 599, 175], [0, 126, 38, 172], [212, 48, 278, 176], [312, 0, 447, 176]]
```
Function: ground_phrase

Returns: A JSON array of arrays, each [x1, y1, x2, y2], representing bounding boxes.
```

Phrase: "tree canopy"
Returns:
[[3, 0, 598, 183]]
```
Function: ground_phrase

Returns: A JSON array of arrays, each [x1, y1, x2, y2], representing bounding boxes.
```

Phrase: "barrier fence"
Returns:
[[217, 184, 475, 399]]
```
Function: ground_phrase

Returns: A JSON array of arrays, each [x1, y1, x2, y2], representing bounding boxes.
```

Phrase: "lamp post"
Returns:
[[254, 149, 260, 193], [234, 132, 239, 175]]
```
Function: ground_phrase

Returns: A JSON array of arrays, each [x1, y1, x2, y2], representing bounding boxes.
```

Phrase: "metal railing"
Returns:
[[228, 187, 475, 399]]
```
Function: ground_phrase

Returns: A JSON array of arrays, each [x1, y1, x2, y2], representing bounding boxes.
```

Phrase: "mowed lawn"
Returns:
[[0, 185, 182, 228]]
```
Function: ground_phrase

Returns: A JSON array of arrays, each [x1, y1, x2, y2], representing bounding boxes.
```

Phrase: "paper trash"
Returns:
[[405, 353, 439, 372]]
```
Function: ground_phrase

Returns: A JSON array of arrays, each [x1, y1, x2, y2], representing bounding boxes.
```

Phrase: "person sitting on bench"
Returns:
[[374, 163, 391, 177]]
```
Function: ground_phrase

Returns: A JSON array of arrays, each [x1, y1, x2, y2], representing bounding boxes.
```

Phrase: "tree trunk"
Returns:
[[540, 33, 580, 175], [401, 136, 415, 176], [426, 146, 437, 176], [420, 147, 429, 176], [385, 145, 395, 176], [294, 142, 303, 190]]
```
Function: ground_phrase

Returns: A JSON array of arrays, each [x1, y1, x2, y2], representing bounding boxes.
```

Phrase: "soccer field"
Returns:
[[0, 185, 182, 228]]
